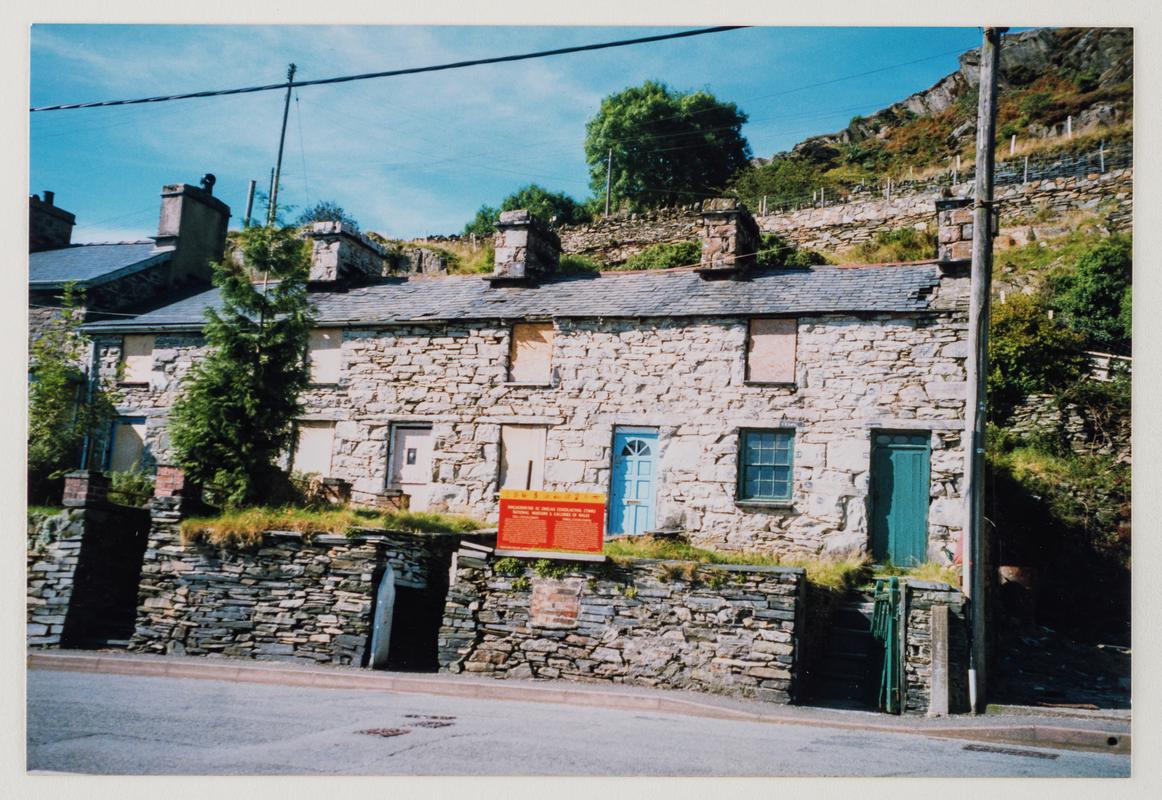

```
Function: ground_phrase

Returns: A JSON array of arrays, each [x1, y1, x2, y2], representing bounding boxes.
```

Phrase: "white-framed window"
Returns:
[[121, 335, 155, 384], [307, 328, 342, 384], [746, 318, 796, 384], [508, 322, 553, 384], [291, 421, 335, 476], [499, 425, 547, 490]]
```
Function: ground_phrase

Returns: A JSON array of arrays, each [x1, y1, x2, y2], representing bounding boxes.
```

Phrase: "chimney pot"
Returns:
[[43, 190, 54, 206]]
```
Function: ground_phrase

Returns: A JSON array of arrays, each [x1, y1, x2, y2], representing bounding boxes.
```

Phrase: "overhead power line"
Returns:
[[30, 26, 746, 113]]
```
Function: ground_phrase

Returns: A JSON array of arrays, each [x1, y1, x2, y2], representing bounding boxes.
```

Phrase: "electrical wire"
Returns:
[[30, 26, 746, 112]]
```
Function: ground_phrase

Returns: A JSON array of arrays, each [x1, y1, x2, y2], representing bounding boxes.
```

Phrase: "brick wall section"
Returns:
[[93, 289, 970, 560], [903, 580, 969, 714], [129, 505, 463, 664], [439, 552, 807, 704], [62, 470, 109, 507]]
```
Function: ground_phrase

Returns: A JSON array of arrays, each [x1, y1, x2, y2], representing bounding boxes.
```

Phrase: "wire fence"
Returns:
[[759, 139, 1133, 215]]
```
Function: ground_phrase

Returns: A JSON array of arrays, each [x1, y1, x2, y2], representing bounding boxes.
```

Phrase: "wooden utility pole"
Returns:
[[267, 63, 297, 227], [963, 25, 1006, 715], [604, 148, 613, 217], [243, 179, 257, 227]]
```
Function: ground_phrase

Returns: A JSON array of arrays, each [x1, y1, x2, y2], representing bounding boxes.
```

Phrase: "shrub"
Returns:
[[559, 253, 603, 274], [1051, 234, 1132, 349], [756, 233, 828, 269], [107, 469, 155, 507], [844, 227, 936, 264], [617, 241, 700, 271], [493, 557, 524, 577], [988, 292, 1087, 420]]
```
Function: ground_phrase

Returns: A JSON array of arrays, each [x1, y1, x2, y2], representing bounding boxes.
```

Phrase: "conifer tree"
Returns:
[[169, 225, 314, 507]]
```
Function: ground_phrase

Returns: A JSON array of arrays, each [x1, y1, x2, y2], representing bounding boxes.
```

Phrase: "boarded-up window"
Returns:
[[509, 322, 553, 384], [292, 421, 334, 476], [109, 417, 147, 472], [308, 329, 341, 384], [500, 425, 547, 490], [121, 335, 155, 384], [746, 318, 796, 383]]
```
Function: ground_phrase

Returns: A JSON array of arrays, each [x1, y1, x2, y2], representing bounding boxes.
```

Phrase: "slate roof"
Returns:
[[29, 242, 173, 289], [83, 263, 945, 333]]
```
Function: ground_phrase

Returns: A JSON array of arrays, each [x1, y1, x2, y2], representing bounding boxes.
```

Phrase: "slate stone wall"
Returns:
[[552, 170, 1131, 264], [27, 505, 150, 648], [128, 509, 460, 665], [903, 580, 969, 714], [439, 550, 807, 703], [92, 286, 969, 560]]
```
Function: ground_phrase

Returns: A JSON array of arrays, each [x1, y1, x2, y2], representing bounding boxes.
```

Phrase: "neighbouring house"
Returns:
[[29, 175, 230, 345], [82, 199, 973, 563]]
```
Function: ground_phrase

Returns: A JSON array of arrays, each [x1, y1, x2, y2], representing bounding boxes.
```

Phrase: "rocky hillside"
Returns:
[[744, 27, 1132, 196]]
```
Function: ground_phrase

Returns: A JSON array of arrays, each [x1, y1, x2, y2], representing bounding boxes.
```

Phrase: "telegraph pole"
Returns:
[[267, 63, 297, 226], [963, 26, 1006, 715], [604, 148, 613, 217]]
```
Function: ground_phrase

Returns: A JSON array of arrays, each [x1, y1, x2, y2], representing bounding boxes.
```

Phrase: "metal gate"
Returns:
[[871, 576, 903, 714]]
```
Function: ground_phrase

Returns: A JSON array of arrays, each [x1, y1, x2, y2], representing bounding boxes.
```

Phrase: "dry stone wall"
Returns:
[[439, 551, 807, 704], [551, 170, 1131, 265], [129, 514, 458, 664]]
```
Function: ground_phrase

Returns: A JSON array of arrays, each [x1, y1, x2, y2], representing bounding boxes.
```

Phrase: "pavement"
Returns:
[[27, 649, 1131, 756]]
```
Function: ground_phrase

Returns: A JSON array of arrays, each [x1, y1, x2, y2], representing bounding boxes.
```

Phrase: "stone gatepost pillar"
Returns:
[[129, 465, 203, 654]]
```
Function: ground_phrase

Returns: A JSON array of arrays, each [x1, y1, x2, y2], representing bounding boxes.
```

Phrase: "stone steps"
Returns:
[[810, 591, 881, 709]]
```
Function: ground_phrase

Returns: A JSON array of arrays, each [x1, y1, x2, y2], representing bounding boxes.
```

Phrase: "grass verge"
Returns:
[[181, 506, 484, 548]]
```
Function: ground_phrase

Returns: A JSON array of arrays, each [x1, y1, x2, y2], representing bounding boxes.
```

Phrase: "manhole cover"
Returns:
[[963, 743, 1059, 760], [356, 728, 411, 738]]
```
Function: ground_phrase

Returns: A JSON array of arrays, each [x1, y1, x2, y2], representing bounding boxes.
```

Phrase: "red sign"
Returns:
[[496, 489, 606, 561]]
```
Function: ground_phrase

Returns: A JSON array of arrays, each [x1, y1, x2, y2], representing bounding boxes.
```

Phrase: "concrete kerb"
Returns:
[[27, 650, 1129, 755]]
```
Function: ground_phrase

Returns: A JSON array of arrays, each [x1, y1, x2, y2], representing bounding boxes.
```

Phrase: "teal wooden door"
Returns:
[[609, 429, 658, 536], [870, 432, 931, 566]]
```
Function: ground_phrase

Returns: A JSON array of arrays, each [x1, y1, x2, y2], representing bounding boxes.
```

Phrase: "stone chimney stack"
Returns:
[[154, 175, 230, 283], [936, 197, 973, 264], [302, 221, 389, 284], [696, 198, 760, 279], [29, 191, 76, 252], [488, 210, 560, 285]]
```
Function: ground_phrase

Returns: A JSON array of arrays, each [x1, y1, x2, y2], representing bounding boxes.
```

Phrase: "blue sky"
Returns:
[[30, 25, 982, 241]]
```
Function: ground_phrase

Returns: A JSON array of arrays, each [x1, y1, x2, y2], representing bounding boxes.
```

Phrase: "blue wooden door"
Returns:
[[870, 432, 931, 566], [609, 429, 658, 536]]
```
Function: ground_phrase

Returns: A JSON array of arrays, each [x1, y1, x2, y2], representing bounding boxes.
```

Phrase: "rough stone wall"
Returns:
[[1006, 392, 1131, 457], [903, 580, 969, 714], [556, 205, 703, 265], [439, 551, 806, 703], [27, 505, 150, 647], [758, 168, 1132, 254], [304, 221, 389, 282], [551, 170, 1131, 264], [93, 287, 970, 559], [129, 511, 455, 664]]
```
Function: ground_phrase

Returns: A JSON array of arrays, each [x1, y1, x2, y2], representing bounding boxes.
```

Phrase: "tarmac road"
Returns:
[[26, 669, 1130, 777]]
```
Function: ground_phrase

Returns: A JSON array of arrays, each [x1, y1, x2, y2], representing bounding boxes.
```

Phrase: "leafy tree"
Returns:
[[463, 184, 589, 236], [731, 155, 826, 211], [988, 292, 1087, 420], [168, 225, 315, 507], [1051, 235, 1132, 350], [296, 201, 359, 229], [27, 285, 117, 501], [584, 81, 750, 211]]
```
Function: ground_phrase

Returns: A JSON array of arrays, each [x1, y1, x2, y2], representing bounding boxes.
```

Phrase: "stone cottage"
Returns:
[[29, 175, 230, 343], [82, 200, 972, 564]]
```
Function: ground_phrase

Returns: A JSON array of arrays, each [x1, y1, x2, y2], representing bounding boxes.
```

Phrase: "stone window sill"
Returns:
[[502, 381, 554, 389], [744, 381, 797, 389], [736, 499, 795, 510], [116, 381, 150, 388], [308, 382, 340, 389]]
